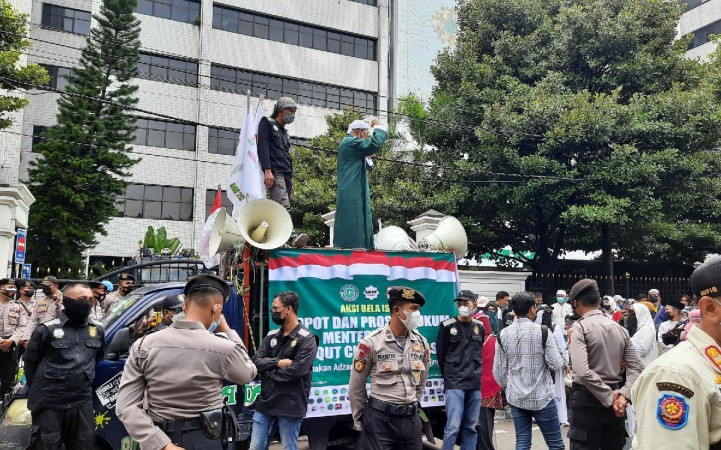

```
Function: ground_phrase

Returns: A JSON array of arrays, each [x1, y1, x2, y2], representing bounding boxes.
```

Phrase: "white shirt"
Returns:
[[552, 303, 572, 331], [657, 319, 680, 351]]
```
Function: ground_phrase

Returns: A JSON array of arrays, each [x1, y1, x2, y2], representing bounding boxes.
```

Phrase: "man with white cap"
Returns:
[[333, 118, 388, 249], [552, 289, 572, 331]]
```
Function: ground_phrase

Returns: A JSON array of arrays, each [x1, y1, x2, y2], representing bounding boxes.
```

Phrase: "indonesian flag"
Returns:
[[200, 187, 223, 268]]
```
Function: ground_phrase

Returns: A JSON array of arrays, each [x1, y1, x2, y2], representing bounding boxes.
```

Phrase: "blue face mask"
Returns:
[[284, 114, 295, 124], [208, 306, 221, 333], [557, 297, 567, 303]]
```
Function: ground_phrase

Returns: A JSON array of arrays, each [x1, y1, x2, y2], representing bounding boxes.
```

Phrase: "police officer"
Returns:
[[250, 291, 317, 450], [116, 274, 257, 449], [86, 281, 109, 321], [349, 286, 430, 450], [0, 278, 26, 401], [436, 290, 484, 450], [103, 272, 135, 310], [567, 279, 644, 450], [15, 279, 35, 358], [632, 255, 721, 449], [153, 294, 184, 332], [22, 275, 62, 344], [24, 283, 104, 449]]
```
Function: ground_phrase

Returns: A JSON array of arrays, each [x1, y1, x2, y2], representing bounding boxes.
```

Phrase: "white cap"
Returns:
[[613, 295, 624, 302], [476, 296, 490, 308], [648, 288, 660, 295], [347, 120, 370, 134], [555, 289, 567, 297]]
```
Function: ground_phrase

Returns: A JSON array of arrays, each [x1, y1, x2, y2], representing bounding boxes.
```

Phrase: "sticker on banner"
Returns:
[[364, 286, 379, 300], [340, 284, 359, 303]]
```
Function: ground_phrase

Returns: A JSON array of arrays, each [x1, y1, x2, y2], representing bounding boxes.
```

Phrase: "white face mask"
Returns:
[[458, 306, 474, 318], [398, 309, 422, 331], [171, 312, 185, 323]]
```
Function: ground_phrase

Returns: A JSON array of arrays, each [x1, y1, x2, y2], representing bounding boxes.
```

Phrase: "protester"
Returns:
[[436, 290, 484, 450], [493, 292, 565, 450], [657, 296, 686, 351], [250, 291, 317, 450], [494, 291, 512, 330], [349, 287, 430, 450], [0, 278, 26, 401], [632, 256, 721, 447], [333, 118, 388, 249], [552, 289, 572, 331], [625, 302, 659, 440], [534, 292, 545, 307], [484, 302, 501, 335], [680, 308, 701, 341], [476, 295, 490, 313], [649, 289, 667, 324], [474, 310, 502, 450], [567, 279, 644, 450], [24, 283, 104, 449], [116, 275, 257, 448]]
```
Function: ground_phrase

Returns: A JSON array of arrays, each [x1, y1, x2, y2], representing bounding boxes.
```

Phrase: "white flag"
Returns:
[[227, 100, 266, 219]]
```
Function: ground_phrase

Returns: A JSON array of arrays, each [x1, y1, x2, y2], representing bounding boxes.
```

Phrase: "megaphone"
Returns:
[[375, 226, 419, 252], [208, 207, 245, 256], [417, 216, 468, 259], [237, 199, 293, 250]]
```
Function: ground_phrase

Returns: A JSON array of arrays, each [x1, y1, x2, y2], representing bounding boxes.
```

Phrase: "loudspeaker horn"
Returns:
[[417, 216, 468, 259], [375, 226, 419, 252], [237, 199, 293, 250], [208, 207, 245, 256]]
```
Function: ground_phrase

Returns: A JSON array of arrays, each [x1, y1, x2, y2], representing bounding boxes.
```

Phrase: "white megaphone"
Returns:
[[237, 199, 293, 250], [208, 207, 245, 256], [375, 226, 419, 252], [417, 216, 468, 259]]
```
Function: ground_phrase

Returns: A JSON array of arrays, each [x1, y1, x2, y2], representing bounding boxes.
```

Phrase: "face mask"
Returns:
[[557, 297, 567, 303], [271, 308, 286, 326], [63, 296, 92, 324], [41, 285, 53, 295], [398, 309, 422, 331], [284, 114, 295, 124], [121, 285, 134, 294], [23, 290, 35, 297], [208, 306, 221, 333], [171, 311, 185, 323], [458, 306, 473, 318], [2, 289, 16, 298], [96, 294, 107, 302]]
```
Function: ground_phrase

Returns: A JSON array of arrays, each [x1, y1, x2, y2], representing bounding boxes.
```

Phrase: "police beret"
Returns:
[[387, 286, 426, 307], [118, 273, 136, 282], [455, 290, 478, 302], [16, 279, 35, 289], [184, 274, 230, 301], [40, 276, 58, 285], [569, 278, 600, 301], [161, 294, 184, 310], [690, 255, 721, 298], [0, 278, 13, 287]]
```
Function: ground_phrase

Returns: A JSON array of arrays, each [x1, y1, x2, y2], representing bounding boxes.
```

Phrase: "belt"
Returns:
[[154, 417, 203, 433], [368, 397, 418, 417], [572, 382, 620, 391]]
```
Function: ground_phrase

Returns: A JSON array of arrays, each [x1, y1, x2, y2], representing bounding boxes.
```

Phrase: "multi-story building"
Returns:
[[4, 0, 389, 268], [680, 0, 721, 60]]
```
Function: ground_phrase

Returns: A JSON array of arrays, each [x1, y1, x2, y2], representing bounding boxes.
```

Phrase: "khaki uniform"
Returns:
[[0, 301, 27, 344], [349, 323, 430, 428], [103, 291, 127, 311], [18, 298, 36, 320], [22, 293, 62, 341], [632, 325, 721, 449], [115, 320, 257, 450]]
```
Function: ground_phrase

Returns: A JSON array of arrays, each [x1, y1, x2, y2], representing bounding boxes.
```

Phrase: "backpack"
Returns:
[[497, 324, 556, 383]]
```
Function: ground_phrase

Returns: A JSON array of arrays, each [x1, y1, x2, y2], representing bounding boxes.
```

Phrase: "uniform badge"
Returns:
[[473, 325, 480, 335], [657, 394, 689, 430], [412, 343, 421, 353], [402, 289, 415, 300], [382, 362, 393, 372], [705, 346, 721, 371], [715, 375, 721, 385], [656, 382, 694, 398], [414, 371, 421, 383], [270, 338, 277, 348], [357, 343, 371, 359], [412, 360, 425, 371], [53, 328, 64, 339], [88, 326, 97, 338], [273, 125, 279, 131], [354, 359, 366, 373], [291, 339, 297, 348], [450, 327, 458, 336]]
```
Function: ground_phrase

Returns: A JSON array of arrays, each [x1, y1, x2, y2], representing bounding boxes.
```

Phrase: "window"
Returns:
[[208, 127, 239, 156], [210, 64, 378, 114], [41, 65, 72, 91], [133, 118, 196, 151], [205, 190, 234, 217], [687, 19, 721, 49], [137, 53, 198, 85], [136, 0, 200, 24], [212, 5, 377, 61], [41, 4, 91, 35], [349, 0, 378, 5], [117, 184, 193, 220], [32, 126, 48, 152]]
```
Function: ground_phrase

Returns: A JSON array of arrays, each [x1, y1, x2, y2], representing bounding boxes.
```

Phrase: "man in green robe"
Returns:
[[333, 119, 388, 249]]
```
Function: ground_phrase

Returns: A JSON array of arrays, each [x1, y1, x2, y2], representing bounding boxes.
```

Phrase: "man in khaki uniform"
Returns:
[[0, 278, 26, 400], [16, 279, 37, 320], [632, 255, 721, 449], [116, 274, 257, 450], [349, 286, 430, 450], [103, 272, 135, 311], [22, 276, 62, 344]]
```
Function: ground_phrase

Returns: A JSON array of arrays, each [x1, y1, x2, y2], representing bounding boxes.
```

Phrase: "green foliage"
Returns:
[[427, 0, 721, 269], [27, 0, 141, 270], [0, 0, 49, 130], [141, 226, 181, 254]]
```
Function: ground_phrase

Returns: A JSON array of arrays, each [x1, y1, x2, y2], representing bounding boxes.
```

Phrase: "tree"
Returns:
[[427, 0, 721, 283], [28, 0, 141, 271], [0, 0, 48, 129]]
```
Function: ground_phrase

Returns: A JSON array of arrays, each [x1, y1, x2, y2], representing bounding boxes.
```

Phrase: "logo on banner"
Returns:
[[340, 284, 359, 302], [364, 286, 379, 300]]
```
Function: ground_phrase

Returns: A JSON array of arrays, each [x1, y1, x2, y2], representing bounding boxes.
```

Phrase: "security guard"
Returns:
[[22, 275, 62, 344], [436, 290, 484, 450], [632, 255, 721, 449], [0, 278, 26, 400], [103, 272, 135, 310], [349, 286, 430, 450], [24, 282, 105, 449], [567, 279, 644, 450], [116, 274, 257, 450]]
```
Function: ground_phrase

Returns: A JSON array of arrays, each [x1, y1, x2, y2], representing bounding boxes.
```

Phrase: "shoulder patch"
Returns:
[[657, 394, 689, 430], [298, 328, 310, 337], [267, 328, 280, 336], [442, 318, 457, 327], [657, 382, 694, 398]]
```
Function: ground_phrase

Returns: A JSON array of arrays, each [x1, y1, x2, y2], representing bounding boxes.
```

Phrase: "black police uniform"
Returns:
[[24, 314, 105, 449], [252, 323, 318, 418], [436, 317, 484, 390]]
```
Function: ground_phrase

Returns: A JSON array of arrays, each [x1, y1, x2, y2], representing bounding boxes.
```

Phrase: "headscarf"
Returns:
[[630, 303, 658, 366], [474, 312, 503, 402], [681, 309, 701, 341], [484, 302, 500, 334], [347, 120, 370, 134]]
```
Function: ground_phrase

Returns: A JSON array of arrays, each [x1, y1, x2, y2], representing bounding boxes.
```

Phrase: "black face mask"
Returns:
[[23, 290, 35, 297], [63, 296, 92, 324], [41, 285, 53, 296], [96, 294, 106, 302], [271, 311, 285, 326], [120, 285, 134, 294]]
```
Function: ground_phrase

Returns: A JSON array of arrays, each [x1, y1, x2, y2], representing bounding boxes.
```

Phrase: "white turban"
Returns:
[[347, 120, 370, 134]]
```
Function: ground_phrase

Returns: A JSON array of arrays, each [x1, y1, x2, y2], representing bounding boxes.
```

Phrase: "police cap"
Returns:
[[0, 278, 14, 287], [690, 255, 721, 299], [118, 273, 136, 282], [455, 290, 478, 302], [16, 279, 36, 289], [387, 286, 426, 307], [184, 274, 230, 301], [161, 294, 184, 310], [569, 278, 600, 301], [40, 276, 58, 285]]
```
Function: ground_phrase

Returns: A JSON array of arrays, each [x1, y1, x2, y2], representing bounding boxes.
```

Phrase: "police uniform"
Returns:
[[22, 276, 62, 342], [349, 287, 430, 450], [0, 278, 27, 399], [24, 313, 105, 449], [631, 256, 721, 449], [567, 279, 644, 450], [115, 275, 257, 450], [103, 272, 135, 311]]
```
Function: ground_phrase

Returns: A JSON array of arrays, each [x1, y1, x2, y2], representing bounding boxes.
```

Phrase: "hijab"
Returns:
[[484, 302, 500, 334], [630, 303, 658, 366]]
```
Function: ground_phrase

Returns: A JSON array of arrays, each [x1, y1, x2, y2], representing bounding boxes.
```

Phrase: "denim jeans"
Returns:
[[442, 389, 481, 450], [249, 411, 303, 450], [510, 400, 565, 450]]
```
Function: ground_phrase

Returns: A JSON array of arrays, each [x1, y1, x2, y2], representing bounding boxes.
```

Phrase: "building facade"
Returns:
[[680, 0, 721, 60], [8, 0, 389, 265]]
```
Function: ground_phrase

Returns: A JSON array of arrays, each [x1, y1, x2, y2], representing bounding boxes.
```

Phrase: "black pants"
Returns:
[[476, 407, 496, 450], [27, 402, 94, 450], [360, 406, 422, 450], [0, 343, 18, 398], [568, 387, 626, 450], [167, 429, 223, 450]]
